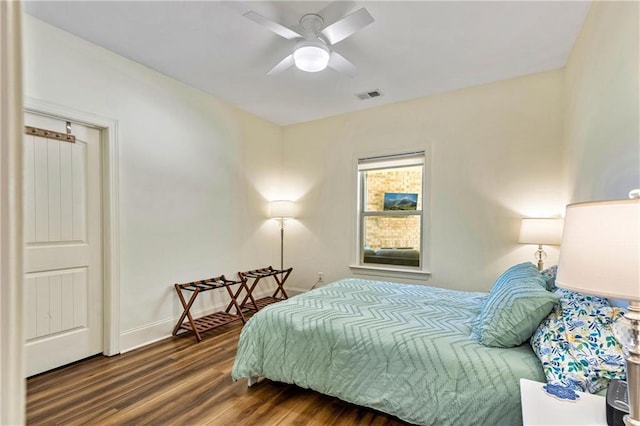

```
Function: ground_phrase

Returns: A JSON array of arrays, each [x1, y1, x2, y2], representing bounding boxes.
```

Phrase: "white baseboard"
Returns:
[[118, 289, 301, 353], [285, 286, 307, 296], [119, 316, 184, 354]]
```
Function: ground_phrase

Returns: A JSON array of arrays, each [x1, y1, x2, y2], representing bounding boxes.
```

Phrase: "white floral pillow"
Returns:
[[530, 288, 626, 393]]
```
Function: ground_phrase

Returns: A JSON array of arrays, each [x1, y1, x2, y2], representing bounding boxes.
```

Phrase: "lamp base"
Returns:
[[534, 244, 547, 271], [614, 302, 640, 426]]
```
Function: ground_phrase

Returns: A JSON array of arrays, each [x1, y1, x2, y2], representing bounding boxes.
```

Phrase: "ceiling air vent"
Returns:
[[355, 89, 383, 100]]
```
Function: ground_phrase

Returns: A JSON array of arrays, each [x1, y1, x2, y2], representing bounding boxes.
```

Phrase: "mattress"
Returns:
[[232, 278, 545, 425]]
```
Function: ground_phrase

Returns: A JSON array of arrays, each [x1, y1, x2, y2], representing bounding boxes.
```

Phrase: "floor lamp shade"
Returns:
[[269, 200, 296, 219], [555, 199, 639, 301]]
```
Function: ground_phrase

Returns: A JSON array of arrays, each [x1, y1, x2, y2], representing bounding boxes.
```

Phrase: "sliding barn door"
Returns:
[[24, 112, 103, 377]]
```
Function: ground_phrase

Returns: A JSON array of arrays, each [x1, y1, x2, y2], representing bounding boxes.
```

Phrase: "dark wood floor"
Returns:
[[27, 320, 411, 425]]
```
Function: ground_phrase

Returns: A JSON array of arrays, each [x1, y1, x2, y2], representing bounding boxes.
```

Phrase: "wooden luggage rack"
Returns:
[[235, 266, 293, 312], [172, 275, 249, 342]]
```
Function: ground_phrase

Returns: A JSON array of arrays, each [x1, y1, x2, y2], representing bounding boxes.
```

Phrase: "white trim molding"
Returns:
[[1, 2, 25, 424], [120, 289, 275, 353], [24, 97, 121, 356], [349, 264, 432, 281]]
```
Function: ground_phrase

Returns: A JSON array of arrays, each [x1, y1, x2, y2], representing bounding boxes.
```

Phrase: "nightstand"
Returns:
[[520, 378, 607, 425]]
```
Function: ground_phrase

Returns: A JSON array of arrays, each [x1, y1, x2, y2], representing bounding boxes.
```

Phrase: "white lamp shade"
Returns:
[[556, 199, 640, 301], [269, 200, 296, 219], [518, 218, 563, 245]]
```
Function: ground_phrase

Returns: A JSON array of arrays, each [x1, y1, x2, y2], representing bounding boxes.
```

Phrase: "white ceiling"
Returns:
[[24, 1, 591, 126]]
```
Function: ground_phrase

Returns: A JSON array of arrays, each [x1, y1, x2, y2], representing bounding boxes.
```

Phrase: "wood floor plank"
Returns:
[[27, 321, 411, 425]]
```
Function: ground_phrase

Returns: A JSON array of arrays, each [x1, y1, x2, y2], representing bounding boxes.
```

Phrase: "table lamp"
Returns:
[[518, 218, 564, 270], [555, 196, 640, 426], [269, 200, 295, 273]]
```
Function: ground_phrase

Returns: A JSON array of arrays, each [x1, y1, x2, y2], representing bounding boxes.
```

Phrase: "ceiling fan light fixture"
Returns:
[[293, 41, 330, 73]]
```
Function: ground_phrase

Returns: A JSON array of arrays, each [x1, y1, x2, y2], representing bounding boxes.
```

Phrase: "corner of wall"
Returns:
[[562, 1, 640, 202]]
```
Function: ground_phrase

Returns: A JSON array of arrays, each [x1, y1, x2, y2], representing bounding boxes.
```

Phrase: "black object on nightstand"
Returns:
[[606, 379, 630, 426]]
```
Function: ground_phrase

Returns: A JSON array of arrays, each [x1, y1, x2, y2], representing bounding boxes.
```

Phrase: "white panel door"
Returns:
[[24, 112, 103, 377]]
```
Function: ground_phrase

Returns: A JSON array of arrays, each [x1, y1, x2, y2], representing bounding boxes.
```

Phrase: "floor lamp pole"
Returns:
[[279, 219, 284, 273]]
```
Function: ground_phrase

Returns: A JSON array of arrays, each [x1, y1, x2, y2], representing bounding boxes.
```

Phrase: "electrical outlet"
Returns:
[[317, 272, 324, 282]]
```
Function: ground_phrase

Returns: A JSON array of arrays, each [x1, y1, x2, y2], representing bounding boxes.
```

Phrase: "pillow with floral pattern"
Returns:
[[530, 288, 626, 393]]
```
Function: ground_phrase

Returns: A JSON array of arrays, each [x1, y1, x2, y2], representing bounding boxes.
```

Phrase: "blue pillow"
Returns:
[[474, 263, 560, 348]]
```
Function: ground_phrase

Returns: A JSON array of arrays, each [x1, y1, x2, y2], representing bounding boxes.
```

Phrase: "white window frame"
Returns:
[[350, 151, 431, 279]]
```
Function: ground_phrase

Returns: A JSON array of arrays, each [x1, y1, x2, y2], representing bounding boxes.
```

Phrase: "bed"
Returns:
[[232, 277, 548, 425]]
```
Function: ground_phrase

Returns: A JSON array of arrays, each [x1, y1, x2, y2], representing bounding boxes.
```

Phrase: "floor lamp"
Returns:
[[269, 200, 295, 273], [556, 196, 639, 426]]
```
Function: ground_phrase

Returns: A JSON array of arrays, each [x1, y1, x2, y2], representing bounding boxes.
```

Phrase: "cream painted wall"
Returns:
[[564, 1, 640, 202], [20, 1, 637, 353], [282, 71, 566, 292], [23, 16, 283, 350]]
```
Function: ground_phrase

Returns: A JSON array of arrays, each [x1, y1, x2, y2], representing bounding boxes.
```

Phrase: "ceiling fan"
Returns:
[[243, 7, 374, 77]]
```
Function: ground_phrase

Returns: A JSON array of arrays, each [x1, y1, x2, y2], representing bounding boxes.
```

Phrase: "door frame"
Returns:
[[25, 97, 121, 356], [1, 2, 25, 423]]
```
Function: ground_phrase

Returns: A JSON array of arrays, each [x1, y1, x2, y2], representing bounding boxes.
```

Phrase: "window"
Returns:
[[357, 152, 426, 270]]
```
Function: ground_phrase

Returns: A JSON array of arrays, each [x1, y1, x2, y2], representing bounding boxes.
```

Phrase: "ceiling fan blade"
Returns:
[[327, 51, 358, 77], [267, 54, 295, 76], [243, 11, 303, 40], [315, 1, 357, 28], [321, 7, 374, 45]]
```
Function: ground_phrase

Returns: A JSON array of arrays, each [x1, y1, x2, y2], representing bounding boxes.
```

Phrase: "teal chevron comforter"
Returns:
[[232, 278, 545, 425]]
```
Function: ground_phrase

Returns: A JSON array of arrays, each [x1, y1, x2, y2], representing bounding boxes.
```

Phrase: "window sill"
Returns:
[[348, 264, 432, 281]]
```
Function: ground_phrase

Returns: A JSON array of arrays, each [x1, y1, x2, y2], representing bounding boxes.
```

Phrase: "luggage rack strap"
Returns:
[[239, 266, 292, 279], [175, 275, 242, 292]]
